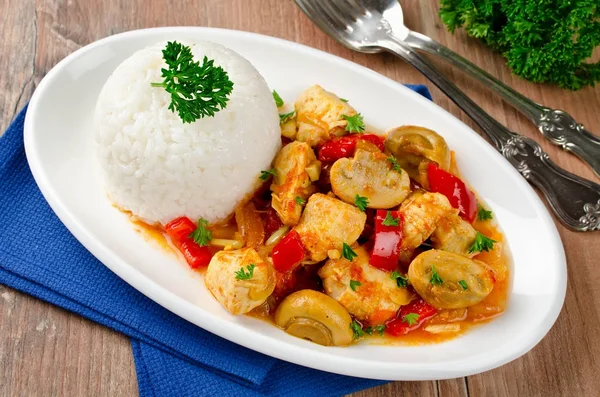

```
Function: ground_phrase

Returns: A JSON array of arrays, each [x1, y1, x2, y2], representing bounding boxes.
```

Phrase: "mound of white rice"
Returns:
[[94, 40, 281, 225]]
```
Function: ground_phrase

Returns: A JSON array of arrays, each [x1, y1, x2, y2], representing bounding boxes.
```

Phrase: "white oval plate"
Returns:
[[24, 27, 566, 381]]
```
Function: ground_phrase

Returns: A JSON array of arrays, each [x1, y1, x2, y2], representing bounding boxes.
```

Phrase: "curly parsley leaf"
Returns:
[[189, 218, 212, 247], [430, 264, 443, 285], [342, 113, 365, 133], [364, 324, 386, 336], [382, 211, 400, 227], [295, 196, 306, 205], [477, 204, 493, 221], [402, 313, 419, 326], [350, 280, 362, 291], [468, 232, 497, 254], [354, 195, 369, 212], [386, 156, 402, 173], [235, 264, 256, 280], [259, 168, 277, 181], [390, 270, 409, 288], [342, 243, 358, 262], [351, 320, 366, 339], [272, 90, 284, 107], [458, 280, 468, 290], [279, 111, 295, 124], [151, 41, 234, 123]]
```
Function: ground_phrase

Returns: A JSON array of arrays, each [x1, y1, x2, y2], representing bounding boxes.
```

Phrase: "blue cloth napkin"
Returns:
[[0, 85, 431, 396]]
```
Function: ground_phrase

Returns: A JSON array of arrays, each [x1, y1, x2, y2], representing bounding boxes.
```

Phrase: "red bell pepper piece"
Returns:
[[165, 217, 212, 269], [318, 134, 385, 162], [427, 162, 478, 223], [272, 230, 305, 273], [386, 299, 437, 336], [370, 210, 404, 271]]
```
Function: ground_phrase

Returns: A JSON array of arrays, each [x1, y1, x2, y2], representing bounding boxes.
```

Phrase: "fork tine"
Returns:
[[319, 0, 354, 32], [295, 0, 348, 40]]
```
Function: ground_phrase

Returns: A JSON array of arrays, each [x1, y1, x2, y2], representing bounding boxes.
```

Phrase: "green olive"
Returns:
[[274, 289, 354, 346]]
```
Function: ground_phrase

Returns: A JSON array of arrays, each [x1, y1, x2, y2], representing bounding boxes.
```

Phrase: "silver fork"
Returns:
[[295, 0, 600, 231]]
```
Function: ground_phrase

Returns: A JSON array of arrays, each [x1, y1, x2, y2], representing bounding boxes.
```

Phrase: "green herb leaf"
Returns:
[[295, 196, 306, 205], [279, 111, 295, 124], [340, 98, 349, 103], [402, 313, 419, 326], [354, 195, 369, 212], [381, 211, 400, 226], [342, 243, 358, 262], [386, 156, 402, 173], [458, 280, 468, 290], [189, 218, 212, 247], [151, 41, 234, 123], [477, 204, 493, 221], [390, 271, 409, 288], [351, 320, 366, 339], [373, 324, 386, 336], [350, 280, 362, 291], [234, 264, 256, 280], [430, 264, 443, 285], [342, 113, 365, 133], [272, 90, 284, 107], [259, 168, 277, 181], [468, 232, 497, 254]]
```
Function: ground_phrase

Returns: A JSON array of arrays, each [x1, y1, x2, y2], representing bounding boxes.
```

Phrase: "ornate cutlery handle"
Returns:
[[379, 36, 600, 231], [404, 30, 600, 178]]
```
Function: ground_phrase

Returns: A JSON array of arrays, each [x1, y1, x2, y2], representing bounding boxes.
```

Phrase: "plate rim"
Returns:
[[23, 26, 567, 381]]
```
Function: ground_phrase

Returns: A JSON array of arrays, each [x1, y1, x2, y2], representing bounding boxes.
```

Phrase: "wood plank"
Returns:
[[0, 0, 599, 396]]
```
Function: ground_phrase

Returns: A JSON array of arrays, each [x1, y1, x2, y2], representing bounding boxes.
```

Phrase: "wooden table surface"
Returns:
[[1, 0, 599, 396]]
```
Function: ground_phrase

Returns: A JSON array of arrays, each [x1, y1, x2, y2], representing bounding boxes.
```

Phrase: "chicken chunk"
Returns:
[[398, 191, 456, 260], [294, 193, 366, 261], [271, 141, 320, 226], [330, 149, 411, 208], [205, 248, 275, 315], [319, 246, 414, 324], [431, 213, 478, 257], [294, 85, 357, 147]]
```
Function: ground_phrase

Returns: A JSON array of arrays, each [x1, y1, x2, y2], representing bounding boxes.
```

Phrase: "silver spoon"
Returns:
[[295, 0, 600, 231]]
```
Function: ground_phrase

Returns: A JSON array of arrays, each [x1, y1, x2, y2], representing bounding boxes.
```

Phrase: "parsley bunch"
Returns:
[[152, 41, 234, 123], [439, 0, 600, 90]]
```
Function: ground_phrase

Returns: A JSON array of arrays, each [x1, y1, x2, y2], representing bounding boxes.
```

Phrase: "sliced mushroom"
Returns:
[[330, 149, 411, 209], [274, 289, 354, 346], [408, 250, 494, 309], [385, 126, 450, 187]]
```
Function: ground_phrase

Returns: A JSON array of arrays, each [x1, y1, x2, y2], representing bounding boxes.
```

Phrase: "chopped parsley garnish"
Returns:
[[354, 195, 369, 212], [430, 265, 443, 285], [259, 168, 277, 181], [364, 324, 386, 336], [340, 98, 349, 103], [402, 313, 419, 326], [351, 320, 366, 339], [189, 218, 212, 246], [279, 111, 295, 124], [342, 243, 358, 262], [381, 211, 400, 227], [234, 264, 256, 280], [390, 271, 409, 288], [477, 204, 493, 221], [458, 280, 468, 290], [468, 232, 497, 254], [342, 113, 365, 133], [151, 41, 233, 123], [295, 196, 306, 205], [386, 156, 402, 173], [349, 280, 362, 291], [272, 90, 284, 107]]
